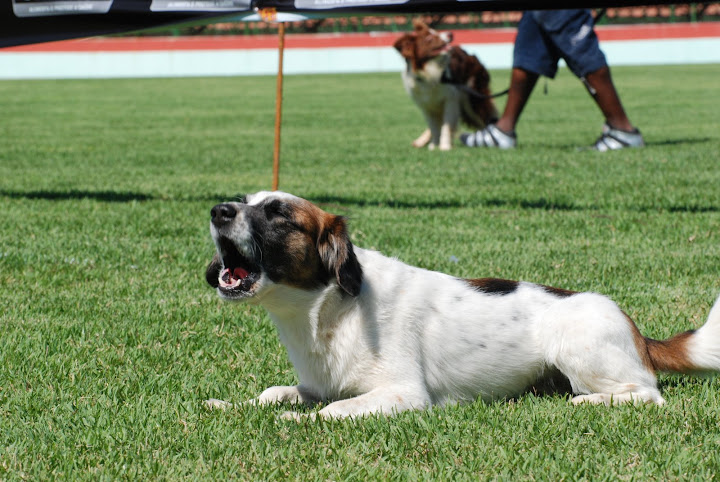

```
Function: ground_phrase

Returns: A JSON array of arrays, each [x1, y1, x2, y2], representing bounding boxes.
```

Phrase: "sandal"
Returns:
[[460, 124, 517, 149]]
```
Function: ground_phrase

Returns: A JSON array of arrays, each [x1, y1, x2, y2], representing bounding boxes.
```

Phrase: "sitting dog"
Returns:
[[206, 191, 720, 419], [393, 20, 498, 151]]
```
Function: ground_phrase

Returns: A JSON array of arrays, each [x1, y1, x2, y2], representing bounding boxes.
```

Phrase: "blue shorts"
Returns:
[[513, 9, 607, 79]]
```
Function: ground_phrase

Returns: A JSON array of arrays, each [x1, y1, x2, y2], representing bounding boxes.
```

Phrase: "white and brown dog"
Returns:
[[206, 191, 720, 419], [394, 20, 498, 151]]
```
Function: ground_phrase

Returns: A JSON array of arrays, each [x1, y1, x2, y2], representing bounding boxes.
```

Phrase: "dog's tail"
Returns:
[[645, 294, 720, 374]]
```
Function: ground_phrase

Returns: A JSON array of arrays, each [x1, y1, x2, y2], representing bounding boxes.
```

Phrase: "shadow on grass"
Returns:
[[311, 195, 720, 213], [0, 189, 154, 202], [0, 189, 236, 204], [311, 195, 582, 211], [665, 205, 720, 213], [647, 137, 713, 147], [548, 136, 712, 151], [3, 190, 719, 214]]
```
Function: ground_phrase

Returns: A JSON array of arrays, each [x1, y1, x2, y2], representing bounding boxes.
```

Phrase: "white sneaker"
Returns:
[[593, 123, 644, 151], [460, 124, 517, 149]]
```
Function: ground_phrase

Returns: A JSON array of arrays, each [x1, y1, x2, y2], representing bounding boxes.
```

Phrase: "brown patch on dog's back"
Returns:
[[465, 278, 519, 295], [540, 285, 577, 298]]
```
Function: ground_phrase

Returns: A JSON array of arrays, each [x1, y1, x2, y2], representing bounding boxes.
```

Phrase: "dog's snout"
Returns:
[[211, 203, 237, 226]]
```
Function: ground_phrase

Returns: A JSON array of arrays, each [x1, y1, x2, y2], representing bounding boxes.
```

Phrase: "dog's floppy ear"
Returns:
[[205, 253, 222, 288], [412, 18, 428, 32], [317, 216, 363, 297], [393, 34, 415, 58]]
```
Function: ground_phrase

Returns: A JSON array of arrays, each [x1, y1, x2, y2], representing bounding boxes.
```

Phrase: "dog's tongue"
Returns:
[[219, 267, 249, 288]]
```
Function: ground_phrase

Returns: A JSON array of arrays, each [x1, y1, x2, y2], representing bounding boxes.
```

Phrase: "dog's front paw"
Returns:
[[412, 129, 432, 148], [205, 398, 235, 410], [256, 385, 306, 405], [279, 411, 317, 422]]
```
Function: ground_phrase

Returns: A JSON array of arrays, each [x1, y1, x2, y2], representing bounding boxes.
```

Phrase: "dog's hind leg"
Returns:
[[539, 293, 665, 406], [571, 390, 663, 406], [412, 128, 433, 148]]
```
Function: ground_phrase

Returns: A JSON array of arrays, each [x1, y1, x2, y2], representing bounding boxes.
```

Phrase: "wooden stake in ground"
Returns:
[[272, 22, 285, 191]]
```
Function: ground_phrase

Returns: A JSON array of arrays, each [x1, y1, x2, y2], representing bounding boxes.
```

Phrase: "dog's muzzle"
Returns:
[[211, 203, 237, 228], [208, 203, 261, 299]]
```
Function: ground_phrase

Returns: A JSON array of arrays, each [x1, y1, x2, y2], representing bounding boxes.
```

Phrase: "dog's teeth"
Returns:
[[219, 268, 241, 289], [218, 267, 251, 289]]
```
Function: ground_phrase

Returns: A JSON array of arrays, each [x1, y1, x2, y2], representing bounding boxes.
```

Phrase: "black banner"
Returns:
[[1, 0, 679, 49]]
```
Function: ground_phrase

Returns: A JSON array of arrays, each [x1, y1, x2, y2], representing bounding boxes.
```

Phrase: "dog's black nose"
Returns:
[[211, 203, 237, 226]]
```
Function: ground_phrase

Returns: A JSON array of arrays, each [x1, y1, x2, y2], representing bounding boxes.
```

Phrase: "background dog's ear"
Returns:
[[412, 18, 427, 31], [318, 216, 363, 297], [205, 254, 221, 288], [393, 35, 415, 57]]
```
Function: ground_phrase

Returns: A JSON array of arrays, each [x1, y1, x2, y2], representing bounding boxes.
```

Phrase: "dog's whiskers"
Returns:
[[251, 233, 264, 262]]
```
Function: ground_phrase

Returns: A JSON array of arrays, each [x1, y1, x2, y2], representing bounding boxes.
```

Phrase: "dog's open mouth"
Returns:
[[432, 44, 451, 56], [217, 236, 260, 295]]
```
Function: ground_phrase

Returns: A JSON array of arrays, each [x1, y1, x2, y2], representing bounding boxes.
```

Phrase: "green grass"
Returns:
[[1, 64, 720, 479]]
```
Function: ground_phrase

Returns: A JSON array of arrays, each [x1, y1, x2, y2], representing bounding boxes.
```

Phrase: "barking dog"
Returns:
[[394, 20, 498, 151], [206, 191, 720, 419]]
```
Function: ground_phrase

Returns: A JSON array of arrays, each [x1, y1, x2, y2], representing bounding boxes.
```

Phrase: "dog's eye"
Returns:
[[264, 200, 291, 221]]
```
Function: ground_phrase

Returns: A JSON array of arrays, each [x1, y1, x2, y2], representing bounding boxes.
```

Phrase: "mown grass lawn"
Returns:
[[1, 64, 720, 479]]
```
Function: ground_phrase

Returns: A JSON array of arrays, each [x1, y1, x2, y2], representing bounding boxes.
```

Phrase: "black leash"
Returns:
[[458, 85, 510, 100], [440, 69, 510, 100]]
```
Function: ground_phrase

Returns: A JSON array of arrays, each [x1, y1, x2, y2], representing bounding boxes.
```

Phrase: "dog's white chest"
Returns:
[[402, 67, 450, 109], [268, 289, 380, 400]]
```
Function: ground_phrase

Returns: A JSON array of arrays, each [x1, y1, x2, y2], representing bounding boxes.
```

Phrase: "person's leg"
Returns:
[[495, 67, 540, 135], [543, 9, 644, 148], [582, 66, 633, 132], [461, 12, 556, 148], [577, 51, 644, 149], [460, 68, 536, 148]]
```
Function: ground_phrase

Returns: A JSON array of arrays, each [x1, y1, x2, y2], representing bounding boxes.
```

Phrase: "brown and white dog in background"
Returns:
[[205, 191, 720, 420], [394, 20, 498, 151]]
